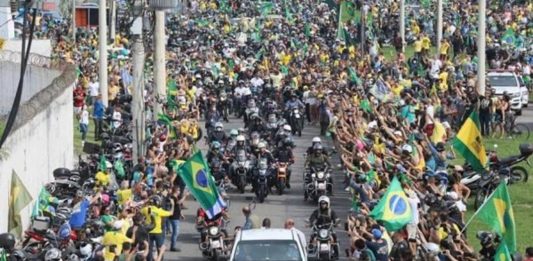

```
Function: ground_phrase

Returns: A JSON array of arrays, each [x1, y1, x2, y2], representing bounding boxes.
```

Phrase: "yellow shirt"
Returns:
[[102, 231, 133, 261], [95, 171, 110, 187], [440, 41, 450, 55], [438, 72, 449, 91], [391, 84, 404, 96], [141, 206, 172, 234], [414, 40, 423, 53], [117, 189, 132, 206], [281, 53, 292, 65], [108, 85, 120, 101], [421, 36, 431, 50]]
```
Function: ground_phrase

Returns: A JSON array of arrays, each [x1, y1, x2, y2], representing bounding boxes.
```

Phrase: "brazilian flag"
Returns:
[[369, 176, 412, 231], [178, 151, 226, 219], [473, 182, 516, 252]]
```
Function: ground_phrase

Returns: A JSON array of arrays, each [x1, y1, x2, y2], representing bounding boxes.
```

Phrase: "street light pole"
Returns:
[[110, 0, 116, 43], [72, 0, 76, 41], [131, 38, 145, 160], [436, 0, 443, 53], [477, 0, 486, 95], [400, 0, 405, 53], [99, 0, 108, 106], [153, 10, 166, 115]]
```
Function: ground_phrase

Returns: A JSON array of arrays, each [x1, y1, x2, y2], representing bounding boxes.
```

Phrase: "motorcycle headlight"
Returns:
[[209, 226, 219, 236], [311, 173, 316, 178], [319, 229, 329, 238], [317, 172, 325, 179]]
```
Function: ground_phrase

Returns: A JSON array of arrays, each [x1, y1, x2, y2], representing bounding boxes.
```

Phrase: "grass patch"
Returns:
[[450, 137, 533, 252], [73, 114, 97, 155]]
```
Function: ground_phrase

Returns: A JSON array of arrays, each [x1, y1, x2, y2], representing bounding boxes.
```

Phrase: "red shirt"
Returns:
[[74, 87, 85, 108]]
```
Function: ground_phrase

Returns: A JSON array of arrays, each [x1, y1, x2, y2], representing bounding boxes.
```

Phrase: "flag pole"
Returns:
[[460, 182, 503, 233]]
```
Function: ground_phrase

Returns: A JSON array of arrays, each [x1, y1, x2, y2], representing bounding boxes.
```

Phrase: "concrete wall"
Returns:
[[0, 61, 62, 115], [2, 40, 53, 57], [0, 58, 75, 234]]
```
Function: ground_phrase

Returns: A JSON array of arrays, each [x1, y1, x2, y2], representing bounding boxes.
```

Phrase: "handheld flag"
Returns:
[[114, 159, 126, 179], [32, 187, 53, 217], [99, 154, 107, 171], [369, 176, 412, 231], [178, 151, 226, 219], [9, 170, 33, 237], [452, 111, 487, 171], [495, 241, 512, 261], [474, 182, 516, 252]]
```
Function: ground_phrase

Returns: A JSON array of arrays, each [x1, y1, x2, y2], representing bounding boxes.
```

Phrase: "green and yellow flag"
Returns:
[[452, 111, 487, 171], [369, 176, 413, 231], [475, 182, 516, 252], [495, 241, 512, 261], [178, 151, 226, 219], [9, 170, 33, 237]]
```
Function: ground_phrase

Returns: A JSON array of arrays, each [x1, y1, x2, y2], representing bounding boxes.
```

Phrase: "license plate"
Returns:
[[318, 183, 326, 190], [320, 244, 330, 251], [211, 240, 221, 248]]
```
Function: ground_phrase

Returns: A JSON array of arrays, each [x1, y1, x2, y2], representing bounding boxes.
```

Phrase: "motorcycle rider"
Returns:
[[207, 141, 227, 181], [205, 105, 221, 133], [224, 129, 239, 155], [228, 135, 252, 181], [284, 93, 305, 120], [196, 207, 229, 246], [274, 124, 293, 148], [307, 137, 328, 156], [308, 196, 339, 258], [304, 144, 332, 187], [248, 113, 266, 134], [273, 138, 295, 189], [207, 122, 227, 144], [252, 142, 275, 191]]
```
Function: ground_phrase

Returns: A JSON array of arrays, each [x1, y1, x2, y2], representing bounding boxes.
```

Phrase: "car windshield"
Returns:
[[233, 240, 302, 261], [488, 75, 517, 87]]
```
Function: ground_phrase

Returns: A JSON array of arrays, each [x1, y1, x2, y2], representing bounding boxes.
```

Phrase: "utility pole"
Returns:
[[400, 0, 405, 53], [99, 0, 108, 106], [131, 37, 145, 160], [153, 10, 166, 115], [72, 0, 76, 41], [436, 0, 443, 53], [110, 0, 116, 43], [477, 0, 486, 95], [360, 8, 365, 55]]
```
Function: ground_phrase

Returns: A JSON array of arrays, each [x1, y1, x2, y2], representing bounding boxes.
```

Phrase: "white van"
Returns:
[[487, 71, 529, 115], [229, 229, 307, 261]]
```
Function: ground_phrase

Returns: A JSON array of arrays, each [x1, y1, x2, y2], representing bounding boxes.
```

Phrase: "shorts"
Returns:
[[149, 233, 165, 248], [406, 223, 417, 239]]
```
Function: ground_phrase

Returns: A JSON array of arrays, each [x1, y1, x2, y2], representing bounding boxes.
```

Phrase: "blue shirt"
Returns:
[[69, 199, 90, 229], [93, 100, 105, 119]]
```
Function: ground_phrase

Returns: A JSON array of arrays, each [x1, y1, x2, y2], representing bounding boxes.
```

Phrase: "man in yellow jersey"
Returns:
[[141, 195, 173, 261], [103, 220, 136, 261]]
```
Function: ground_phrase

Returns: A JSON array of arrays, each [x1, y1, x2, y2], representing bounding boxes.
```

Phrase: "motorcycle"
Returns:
[[307, 222, 339, 261], [305, 166, 332, 202], [275, 162, 289, 195], [289, 108, 303, 137], [231, 150, 250, 193], [199, 222, 230, 261], [254, 158, 270, 203], [473, 169, 510, 210], [489, 143, 532, 183]]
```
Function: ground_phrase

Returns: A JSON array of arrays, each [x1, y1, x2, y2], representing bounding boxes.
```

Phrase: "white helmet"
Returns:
[[318, 195, 330, 208], [258, 142, 266, 149], [236, 135, 245, 142], [312, 137, 322, 143], [283, 124, 292, 132]]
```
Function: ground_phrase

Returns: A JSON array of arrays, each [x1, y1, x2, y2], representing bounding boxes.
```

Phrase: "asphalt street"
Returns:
[[163, 117, 352, 261]]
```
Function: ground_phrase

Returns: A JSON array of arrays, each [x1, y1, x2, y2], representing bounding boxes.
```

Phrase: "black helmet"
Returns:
[[150, 195, 162, 207], [0, 233, 16, 250]]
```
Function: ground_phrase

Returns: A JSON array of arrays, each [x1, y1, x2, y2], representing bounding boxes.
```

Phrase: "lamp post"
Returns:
[[99, 0, 108, 106], [400, 0, 405, 53], [477, 0, 486, 95], [149, 0, 177, 115], [436, 0, 443, 52]]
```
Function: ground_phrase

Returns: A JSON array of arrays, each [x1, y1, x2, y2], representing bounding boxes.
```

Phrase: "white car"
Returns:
[[229, 229, 307, 261], [487, 71, 529, 115]]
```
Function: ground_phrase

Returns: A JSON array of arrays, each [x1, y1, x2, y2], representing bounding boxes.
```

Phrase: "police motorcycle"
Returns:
[[229, 148, 252, 194], [196, 208, 231, 261], [305, 197, 341, 261], [305, 164, 332, 202], [243, 99, 260, 128]]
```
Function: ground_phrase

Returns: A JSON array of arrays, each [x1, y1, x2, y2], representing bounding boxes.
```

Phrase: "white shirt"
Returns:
[[426, 105, 435, 124], [80, 110, 89, 125], [89, 82, 100, 97], [251, 77, 264, 88], [112, 111, 122, 128], [241, 87, 252, 96], [234, 86, 245, 97], [407, 191, 420, 224]]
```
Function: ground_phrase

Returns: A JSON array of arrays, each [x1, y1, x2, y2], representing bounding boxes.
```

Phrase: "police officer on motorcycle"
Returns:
[[207, 122, 227, 144], [248, 113, 266, 134], [251, 142, 275, 191], [273, 138, 295, 189], [307, 137, 327, 155], [307, 196, 339, 258], [304, 144, 331, 184], [284, 93, 304, 121]]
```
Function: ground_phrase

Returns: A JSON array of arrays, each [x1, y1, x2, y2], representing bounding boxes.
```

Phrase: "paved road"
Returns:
[[163, 117, 352, 260]]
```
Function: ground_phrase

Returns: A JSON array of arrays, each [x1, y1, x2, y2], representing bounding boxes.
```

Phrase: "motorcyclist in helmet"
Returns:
[[284, 93, 305, 118], [207, 122, 227, 144], [248, 113, 266, 134], [196, 207, 229, 244], [274, 124, 293, 148], [273, 138, 295, 189], [304, 144, 331, 185], [207, 141, 226, 167], [307, 196, 339, 258], [252, 142, 275, 192], [307, 137, 328, 156], [205, 105, 222, 132], [224, 129, 239, 155]]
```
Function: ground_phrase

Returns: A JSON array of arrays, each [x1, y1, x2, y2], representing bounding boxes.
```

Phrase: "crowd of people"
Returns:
[[23, 0, 533, 260]]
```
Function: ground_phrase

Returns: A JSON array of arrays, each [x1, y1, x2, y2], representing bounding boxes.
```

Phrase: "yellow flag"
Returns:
[[9, 170, 33, 237]]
